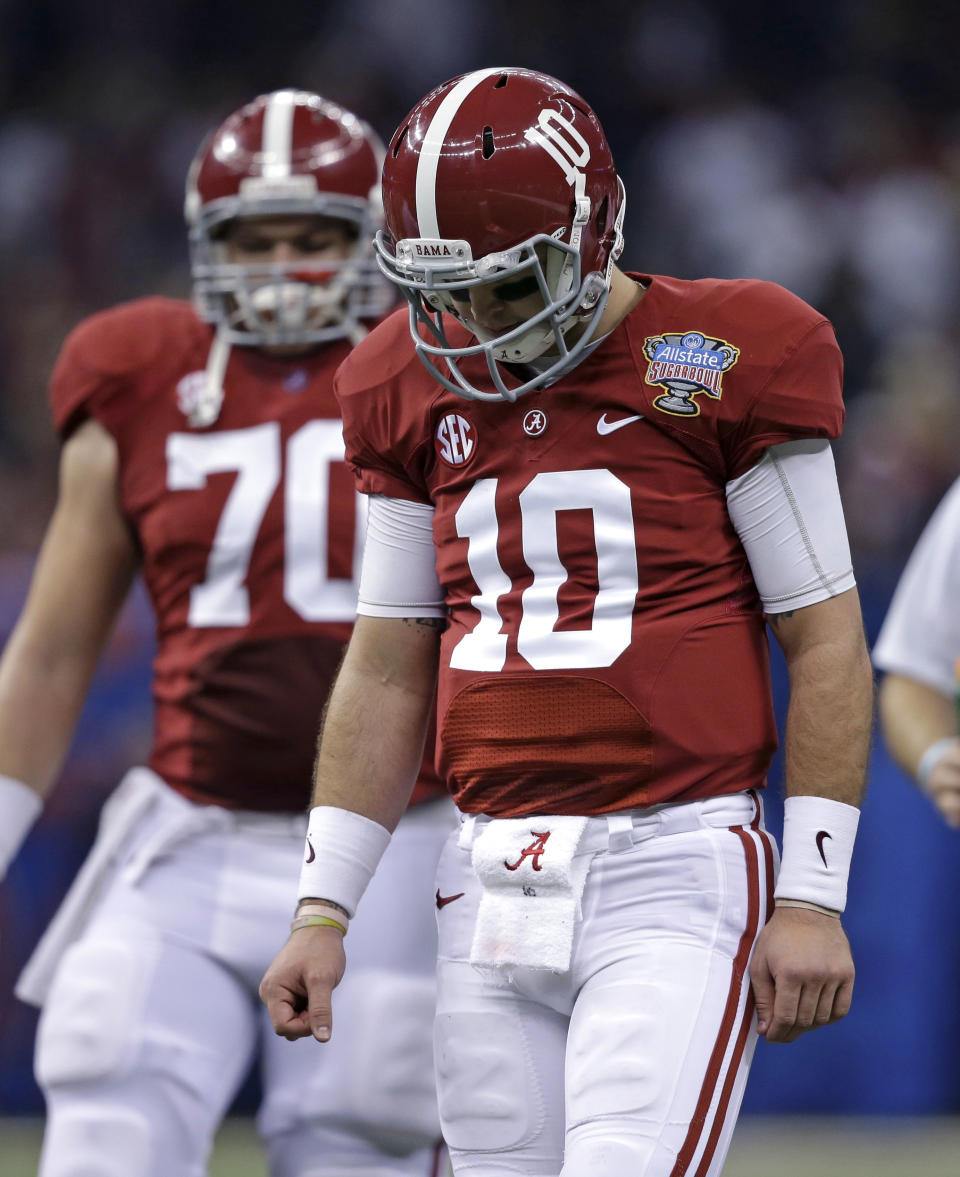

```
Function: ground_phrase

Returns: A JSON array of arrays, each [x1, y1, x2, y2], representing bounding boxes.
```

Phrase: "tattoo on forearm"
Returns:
[[402, 616, 447, 634], [765, 610, 795, 629]]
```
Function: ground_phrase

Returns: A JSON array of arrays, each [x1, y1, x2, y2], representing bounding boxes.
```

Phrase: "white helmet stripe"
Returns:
[[415, 67, 508, 238], [262, 90, 296, 179]]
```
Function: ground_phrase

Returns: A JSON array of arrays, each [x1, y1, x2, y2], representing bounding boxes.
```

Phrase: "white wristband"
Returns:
[[0, 774, 43, 879], [298, 806, 392, 918], [774, 795, 860, 914], [916, 737, 959, 791]]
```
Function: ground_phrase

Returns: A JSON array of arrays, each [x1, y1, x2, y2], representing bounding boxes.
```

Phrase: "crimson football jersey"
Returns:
[[337, 274, 844, 818], [50, 296, 443, 811]]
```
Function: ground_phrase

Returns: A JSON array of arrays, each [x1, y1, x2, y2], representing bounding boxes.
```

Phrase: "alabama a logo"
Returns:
[[643, 331, 740, 417], [175, 370, 223, 429], [504, 831, 551, 872]]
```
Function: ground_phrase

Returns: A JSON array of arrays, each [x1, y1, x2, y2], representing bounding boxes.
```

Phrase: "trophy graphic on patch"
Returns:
[[643, 331, 740, 416]]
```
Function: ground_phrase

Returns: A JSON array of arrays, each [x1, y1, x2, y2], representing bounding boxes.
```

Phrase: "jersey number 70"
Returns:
[[166, 420, 363, 627]]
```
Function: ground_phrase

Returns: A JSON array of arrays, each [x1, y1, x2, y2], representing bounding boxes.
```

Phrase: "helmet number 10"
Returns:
[[524, 109, 591, 197]]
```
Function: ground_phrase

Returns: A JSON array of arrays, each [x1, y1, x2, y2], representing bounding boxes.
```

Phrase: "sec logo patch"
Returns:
[[435, 412, 477, 468]]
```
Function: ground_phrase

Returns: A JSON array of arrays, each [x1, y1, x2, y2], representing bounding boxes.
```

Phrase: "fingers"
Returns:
[[792, 977, 825, 1035], [749, 954, 776, 1039], [258, 979, 314, 1041], [831, 975, 855, 1022], [814, 982, 838, 1028], [759, 966, 855, 1042], [933, 788, 960, 828], [309, 992, 333, 1043], [927, 758, 960, 827], [259, 927, 346, 1044], [277, 1008, 313, 1042], [751, 909, 855, 1043], [760, 967, 803, 1044], [767, 981, 825, 1043]]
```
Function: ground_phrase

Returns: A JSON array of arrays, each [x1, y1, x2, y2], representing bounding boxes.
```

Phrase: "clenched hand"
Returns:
[[260, 926, 346, 1043], [750, 905, 854, 1043]]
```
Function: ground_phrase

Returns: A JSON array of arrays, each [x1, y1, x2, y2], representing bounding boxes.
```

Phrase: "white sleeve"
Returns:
[[725, 439, 856, 614], [356, 494, 447, 618], [872, 477, 960, 695]]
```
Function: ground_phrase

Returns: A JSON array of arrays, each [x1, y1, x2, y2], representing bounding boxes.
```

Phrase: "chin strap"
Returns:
[[191, 327, 230, 428], [347, 319, 370, 347]]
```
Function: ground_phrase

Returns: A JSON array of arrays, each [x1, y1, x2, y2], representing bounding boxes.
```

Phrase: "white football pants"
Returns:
[[31, 774, 454, 1177], [433, 792, 776, 1177]]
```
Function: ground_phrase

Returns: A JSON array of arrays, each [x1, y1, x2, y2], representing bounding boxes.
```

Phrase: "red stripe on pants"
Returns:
[[669, 824, 763, 1177]]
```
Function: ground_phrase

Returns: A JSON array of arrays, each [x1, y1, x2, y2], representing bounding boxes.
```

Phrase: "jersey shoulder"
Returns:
[[623, 273, 843, 477], [336, 306, 423, 394], [336, 306, 476, 396], [50, 297, 208, 436], [630, 273, 828, 351], [335, 308, 449, 504]]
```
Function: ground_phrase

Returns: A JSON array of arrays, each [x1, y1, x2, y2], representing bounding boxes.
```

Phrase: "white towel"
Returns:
[[469, 815, 592, 974]]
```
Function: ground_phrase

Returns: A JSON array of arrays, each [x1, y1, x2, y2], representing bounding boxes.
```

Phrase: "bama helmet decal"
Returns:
[[642, 331, 740, 417]]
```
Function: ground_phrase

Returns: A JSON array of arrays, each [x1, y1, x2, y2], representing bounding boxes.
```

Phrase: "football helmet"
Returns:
[[376, 67, 626, 401], [186, 89, 391, 347]]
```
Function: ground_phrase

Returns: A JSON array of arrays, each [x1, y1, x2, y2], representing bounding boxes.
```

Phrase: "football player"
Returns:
[[260, 69, 873, 1176], [0, 90, 451, 1177], [874, 477, 960, 827]]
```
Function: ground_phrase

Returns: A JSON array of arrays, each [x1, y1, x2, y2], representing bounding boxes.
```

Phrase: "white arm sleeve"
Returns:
[[725, 439, 855, 614], [872, 476, 960, 695], [356, 494, 447, 618]]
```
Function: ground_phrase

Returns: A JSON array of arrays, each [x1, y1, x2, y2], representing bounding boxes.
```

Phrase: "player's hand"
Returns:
[[259, 926, 346, 1043], [923, 742, 960, 828], [749, 905, 854, 1044]]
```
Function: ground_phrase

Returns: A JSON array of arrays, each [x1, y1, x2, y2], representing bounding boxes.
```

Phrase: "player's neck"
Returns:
[[595, 267, 647, 337]]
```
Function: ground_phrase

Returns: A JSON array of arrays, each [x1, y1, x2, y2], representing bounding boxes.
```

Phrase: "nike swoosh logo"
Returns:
[[816, 830, 832, 868], [435, 889, 465, 910], [305, 837, 315, 864], [597, 413, 644, 435]]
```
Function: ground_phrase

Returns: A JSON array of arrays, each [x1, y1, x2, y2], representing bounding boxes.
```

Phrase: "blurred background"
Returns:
[[1, 0, 959, 1165]]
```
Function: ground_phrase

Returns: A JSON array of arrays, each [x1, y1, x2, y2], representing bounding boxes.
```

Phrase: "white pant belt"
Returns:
[[458, 791, 759, 854]]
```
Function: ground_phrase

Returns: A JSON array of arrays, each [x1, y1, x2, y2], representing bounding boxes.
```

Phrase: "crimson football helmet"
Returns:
[[376, 67, 626, 401], [186, 89, 391, 347]]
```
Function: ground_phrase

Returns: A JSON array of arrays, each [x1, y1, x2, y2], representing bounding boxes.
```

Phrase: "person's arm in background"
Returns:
[[751, 590, 873, 1043], [0, 418, 139, 880], [880, 675, 960, 828], [872, 478, 960, 829]]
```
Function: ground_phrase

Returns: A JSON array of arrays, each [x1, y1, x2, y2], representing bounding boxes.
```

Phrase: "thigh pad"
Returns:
[[39, 1106, 151, 1177], [36, 935, 158, 1087], [435, 1007, 545, 1154]]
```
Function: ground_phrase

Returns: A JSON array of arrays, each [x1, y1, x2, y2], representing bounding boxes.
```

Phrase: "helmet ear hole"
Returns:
[[392, 124, 409, 158], [595, 195, 609, 237]]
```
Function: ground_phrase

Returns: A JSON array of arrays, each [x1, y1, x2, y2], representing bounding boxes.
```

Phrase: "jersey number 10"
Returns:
[[452, 470, 639, 671]]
